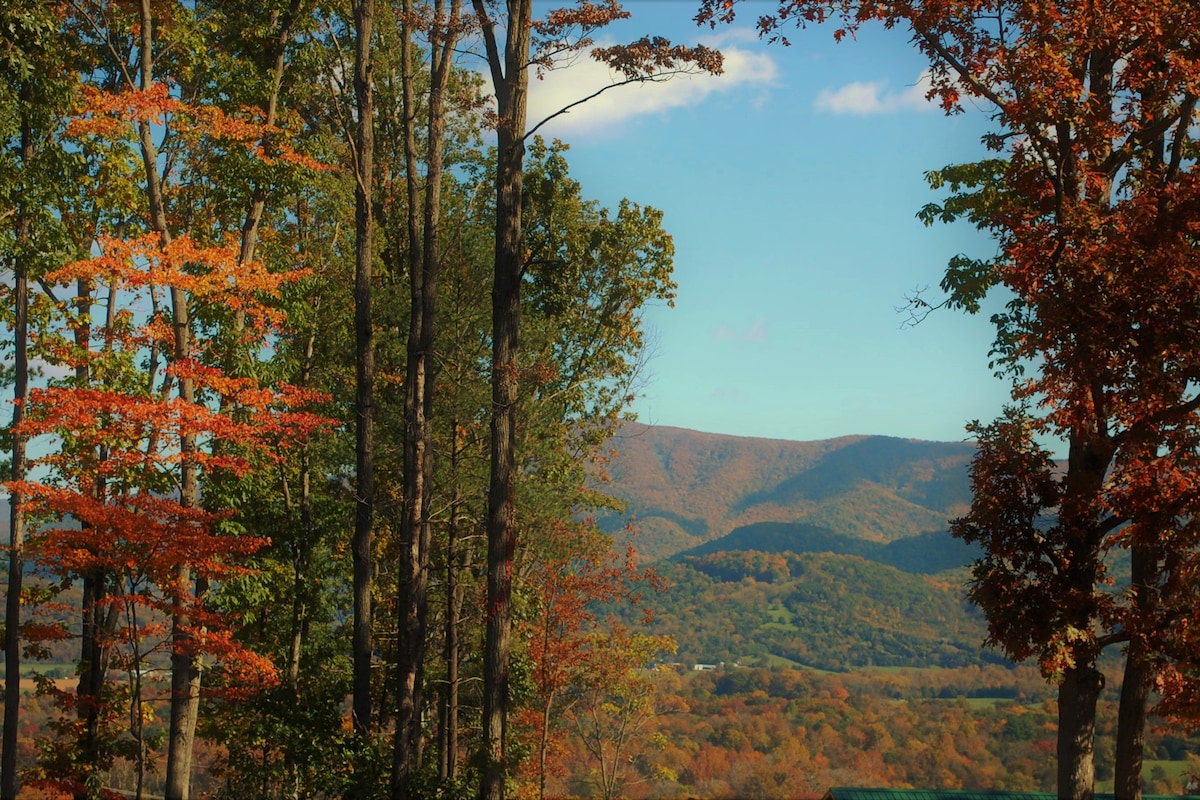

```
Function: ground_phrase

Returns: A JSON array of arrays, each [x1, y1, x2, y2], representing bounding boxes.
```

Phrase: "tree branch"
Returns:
[[524, 71, 687, 140]]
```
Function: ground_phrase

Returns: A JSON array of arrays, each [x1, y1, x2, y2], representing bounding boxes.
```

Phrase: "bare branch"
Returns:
[[524, 71, 682, 141]]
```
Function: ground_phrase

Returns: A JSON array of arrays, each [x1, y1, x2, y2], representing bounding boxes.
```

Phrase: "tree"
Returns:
[[25, 5, 330, 795], [350, 0, 378, 765], [468, 5, 719, 794], [514, 521, 661, 800], [0, 3, 77, 796], [10, 226, 313, 797], [698, 2, 1200, 798], [388, 3, 469, 794], [564, 629, 680, 800]]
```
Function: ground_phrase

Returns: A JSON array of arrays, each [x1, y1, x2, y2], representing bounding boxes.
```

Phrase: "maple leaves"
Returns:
[[3, 65, 333, 791]]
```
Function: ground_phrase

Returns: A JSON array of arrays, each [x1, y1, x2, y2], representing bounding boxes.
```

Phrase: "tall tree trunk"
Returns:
[[1, 82, 33, 800], [76, 571, 107, 799], [1115, 540, 1155, 800], [1115, 651, 1150, 800], [351, 0, 377, 753], [394, 3, 460, 796], [394, 4, 425, 790], [1058, 664, 1104, 800], [1049, 424, 1112, 800], [130, 3, 201, 796], [473, 2, 533, 797], [288, 327, 319, 695], [71, 270, 110, 800], [439, 421, 467, 784]]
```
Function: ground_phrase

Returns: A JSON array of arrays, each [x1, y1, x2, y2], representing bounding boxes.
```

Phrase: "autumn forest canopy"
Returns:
[[4, 1, 1200, 800]]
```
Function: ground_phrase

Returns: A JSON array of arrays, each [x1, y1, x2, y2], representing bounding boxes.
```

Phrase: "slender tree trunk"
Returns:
[[123, 589, 148, 800], [131, 3, 201, 796], [71, 270, 111, 800], [474, 2, 533, 797], [439, 422, 466, 784], [288, 333, 318, 694], [394, 3, 460, 795], [441, 413, 470, 785], [351, 0, 377, 755], [538, 700, 552, 800], [77, 570, 108, 799], [1, 83, 33, 800], [394, 4, 426, 790]]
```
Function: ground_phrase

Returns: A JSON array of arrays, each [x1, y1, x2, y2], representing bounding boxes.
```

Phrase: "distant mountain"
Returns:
[[601, 424, 976, 560]]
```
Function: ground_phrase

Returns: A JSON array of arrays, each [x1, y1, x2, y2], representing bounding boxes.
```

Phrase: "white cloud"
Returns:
[[813, 70, 935, 115], [524, 33, 778, 138], [713, 318, 768, 342]]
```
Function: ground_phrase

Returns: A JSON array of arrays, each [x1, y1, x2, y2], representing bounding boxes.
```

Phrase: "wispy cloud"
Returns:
[[525, 31, 778, 138], [713, 319, 768, 342], [813, 70, 935, 115]]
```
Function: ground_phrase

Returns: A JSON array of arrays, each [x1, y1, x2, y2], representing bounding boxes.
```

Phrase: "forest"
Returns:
[[5, 1, 1200, 800]]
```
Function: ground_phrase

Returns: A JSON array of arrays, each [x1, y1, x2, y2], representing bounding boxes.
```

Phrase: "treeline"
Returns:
[[0, 2, 718, 799]]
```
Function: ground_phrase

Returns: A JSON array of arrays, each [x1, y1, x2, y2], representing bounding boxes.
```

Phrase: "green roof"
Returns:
[[826, 790, 1052, 800], [824, 789, 1200, 800]]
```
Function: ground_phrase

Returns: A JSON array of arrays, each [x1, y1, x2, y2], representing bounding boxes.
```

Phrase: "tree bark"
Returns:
[[1057, 664, 1104, 800], [1047, 422, 1112, 800], [393, 2, 426, 790], [131, 2, 201, 794], [393, 3, 460, 796], [351, 0, 377, 754], [1, 82, 32, 800], [1115, 540, 1155, 800], [474, 2, 533, 797], [439, 414, 469, 785], [71, 267, 112, 800]]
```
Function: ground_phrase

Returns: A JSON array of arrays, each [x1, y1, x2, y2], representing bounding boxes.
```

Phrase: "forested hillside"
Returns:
[[679, 523, 982, 574], [602, 424, 975, 559], [628, 552, 1000, 670]]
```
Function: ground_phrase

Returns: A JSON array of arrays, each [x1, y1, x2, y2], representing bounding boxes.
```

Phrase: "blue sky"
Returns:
[[523, 1, 1014, 446]]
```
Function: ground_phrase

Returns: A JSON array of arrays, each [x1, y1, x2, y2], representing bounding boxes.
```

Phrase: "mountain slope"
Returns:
[[623, 552, 1000, 670], [679, 522, 982, 575], [602, 424, 976, 559]]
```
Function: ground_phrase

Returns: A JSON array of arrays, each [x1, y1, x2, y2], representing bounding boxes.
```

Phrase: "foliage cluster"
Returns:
[[633, 552, 1001, 671]]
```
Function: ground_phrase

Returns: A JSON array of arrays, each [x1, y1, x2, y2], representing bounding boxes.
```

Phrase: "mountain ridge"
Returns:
[[602, 422, 977, 560]]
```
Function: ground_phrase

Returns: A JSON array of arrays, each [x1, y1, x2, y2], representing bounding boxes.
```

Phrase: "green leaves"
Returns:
[[938, 254, 998, 314], [919, 159, 1011, 229]]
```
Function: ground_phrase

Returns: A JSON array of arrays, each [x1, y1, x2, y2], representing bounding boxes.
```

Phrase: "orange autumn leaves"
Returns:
[[69, 83, 324, 173], [8, 214, 331, 700], [49, 233, 299, 337]]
